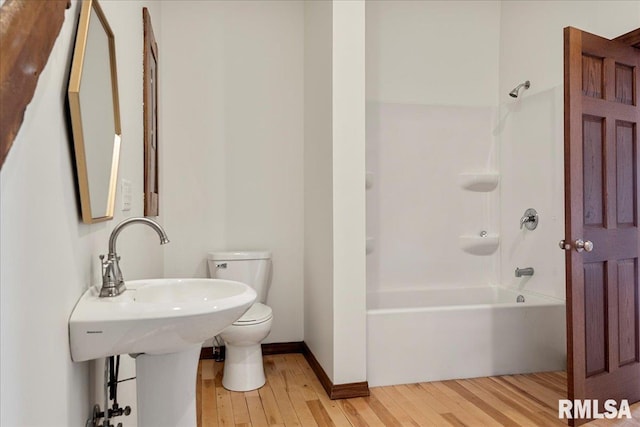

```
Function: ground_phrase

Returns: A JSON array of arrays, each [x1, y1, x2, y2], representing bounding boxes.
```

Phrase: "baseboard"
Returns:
[[200, 341, 370, 400], [263, 341, 305, 355], [301, 342, 370, 400], [200, 341, 304, 360]]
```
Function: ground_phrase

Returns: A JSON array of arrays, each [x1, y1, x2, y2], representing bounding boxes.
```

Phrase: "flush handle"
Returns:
[[216, 263, 227, 269], [574, 239, 594, 253]]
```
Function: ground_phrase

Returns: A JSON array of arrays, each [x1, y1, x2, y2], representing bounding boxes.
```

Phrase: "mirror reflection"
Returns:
[[68, 0, 121, 223]]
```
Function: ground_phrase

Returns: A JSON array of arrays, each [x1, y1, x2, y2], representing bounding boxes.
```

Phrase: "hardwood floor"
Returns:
[[196, 354, 640, 426]]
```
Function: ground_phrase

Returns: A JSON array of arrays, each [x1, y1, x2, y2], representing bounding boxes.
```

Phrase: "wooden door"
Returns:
[[564, 27, 640, 425]]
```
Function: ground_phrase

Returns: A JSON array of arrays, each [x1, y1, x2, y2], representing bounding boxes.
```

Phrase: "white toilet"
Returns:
[[207, 251, 273, 392]]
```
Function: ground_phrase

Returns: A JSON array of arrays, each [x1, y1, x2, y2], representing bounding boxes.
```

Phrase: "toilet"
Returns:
[[207, 251, 273, 392]]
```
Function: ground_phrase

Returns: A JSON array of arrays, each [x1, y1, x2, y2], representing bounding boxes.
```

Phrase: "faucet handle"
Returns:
[[520, 208, 539, 230], [99, 254, 107, 276]]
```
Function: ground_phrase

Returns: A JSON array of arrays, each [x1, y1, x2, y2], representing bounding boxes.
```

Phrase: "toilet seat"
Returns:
[[233, 303, 272, 325]]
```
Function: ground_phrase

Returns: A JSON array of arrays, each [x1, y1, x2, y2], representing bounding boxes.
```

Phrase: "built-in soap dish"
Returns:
[[459, 233, 500, 255], [458, 172, 500, 192]]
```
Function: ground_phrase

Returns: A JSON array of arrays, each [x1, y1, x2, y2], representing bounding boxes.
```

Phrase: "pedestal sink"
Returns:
[[69, 278, 256, 426]]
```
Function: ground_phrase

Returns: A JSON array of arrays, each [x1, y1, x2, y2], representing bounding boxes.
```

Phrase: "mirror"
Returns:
[[68, 0, 121, 223]]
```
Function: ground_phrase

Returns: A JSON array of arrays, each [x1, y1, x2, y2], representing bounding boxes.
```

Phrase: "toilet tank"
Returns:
[[207, 251, 272, 303]]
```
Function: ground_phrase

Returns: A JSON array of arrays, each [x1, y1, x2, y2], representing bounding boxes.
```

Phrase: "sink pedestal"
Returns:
[[136, 344, 201, 427]]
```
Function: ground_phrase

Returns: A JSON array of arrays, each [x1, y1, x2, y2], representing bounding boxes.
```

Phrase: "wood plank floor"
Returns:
[[196, 354, 640, 427]]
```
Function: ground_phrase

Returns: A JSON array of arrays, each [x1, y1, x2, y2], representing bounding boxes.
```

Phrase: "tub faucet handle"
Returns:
[[520, 208, 539, 230]]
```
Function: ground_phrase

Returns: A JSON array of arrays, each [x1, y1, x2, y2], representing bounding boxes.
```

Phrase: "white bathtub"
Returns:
[[367, 286, 566, 387]]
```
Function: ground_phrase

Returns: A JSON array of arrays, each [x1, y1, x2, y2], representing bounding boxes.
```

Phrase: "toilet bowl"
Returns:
[[219, 303, 273, 391], [207, 251, 272, 392]]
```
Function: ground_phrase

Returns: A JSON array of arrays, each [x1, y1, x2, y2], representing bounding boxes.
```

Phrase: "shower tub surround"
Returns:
[[367, 286, 565, 387], [366, 103, 500, 293], [365, 101, 567, 387]]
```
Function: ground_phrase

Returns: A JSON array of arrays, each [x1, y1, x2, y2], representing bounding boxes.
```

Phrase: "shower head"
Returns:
[[509, 80, 531, 98]]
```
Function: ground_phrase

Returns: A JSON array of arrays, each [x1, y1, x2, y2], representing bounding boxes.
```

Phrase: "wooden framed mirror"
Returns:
[[68, 0, 121, 223]]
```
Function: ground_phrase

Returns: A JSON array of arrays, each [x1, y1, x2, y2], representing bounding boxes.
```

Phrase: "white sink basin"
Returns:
[[69, 278, 256, 362]]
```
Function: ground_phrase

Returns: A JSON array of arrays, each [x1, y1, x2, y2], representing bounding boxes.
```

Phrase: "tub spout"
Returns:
[[515, 267, 534, 277]]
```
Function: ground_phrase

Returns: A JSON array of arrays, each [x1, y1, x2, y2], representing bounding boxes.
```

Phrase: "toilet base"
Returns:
[[222, 343, 266, 392]]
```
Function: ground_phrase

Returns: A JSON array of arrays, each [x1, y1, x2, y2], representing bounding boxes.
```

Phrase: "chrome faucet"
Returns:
[[515, 267, 534, 277], [99, 217, 169, 297]]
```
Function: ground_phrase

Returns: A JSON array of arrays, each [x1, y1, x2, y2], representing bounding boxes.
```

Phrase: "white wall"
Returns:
[[498, 1, 640, 101], [366, 0, 500, 107], [332, 0, 367, 385], [0, 1, 164, 425], [158, 1, 226, 281], [304, 0, 335, 380], [365, 1, 501, 293], [498, 1, 640, 299], [161, 1, 305, 344], [303, 0, 368, 385]]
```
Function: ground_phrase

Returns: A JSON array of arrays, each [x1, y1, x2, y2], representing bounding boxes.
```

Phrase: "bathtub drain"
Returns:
[[516, 295, 525, 303]]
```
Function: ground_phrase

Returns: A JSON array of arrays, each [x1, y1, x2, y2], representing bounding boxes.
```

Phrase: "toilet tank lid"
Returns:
[[207, 251, 271, 261]]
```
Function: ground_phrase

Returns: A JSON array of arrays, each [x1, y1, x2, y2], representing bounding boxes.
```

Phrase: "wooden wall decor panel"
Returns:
[[617, 121, 637, 226], [0, 0, 71, 169], [618, 259, 639, 367], [143, 7, 159, 216], [583, 116, 605, 226], [615, 64, 634, 105], [582, 55, 604, 98], [584, 262, 608, 377]]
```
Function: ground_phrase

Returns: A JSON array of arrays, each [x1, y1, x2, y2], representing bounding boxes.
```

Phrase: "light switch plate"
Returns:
[[121, 179, 132, 211]]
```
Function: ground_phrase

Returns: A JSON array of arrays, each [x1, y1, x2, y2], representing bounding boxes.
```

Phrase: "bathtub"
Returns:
[[367, 286, 566, 387]]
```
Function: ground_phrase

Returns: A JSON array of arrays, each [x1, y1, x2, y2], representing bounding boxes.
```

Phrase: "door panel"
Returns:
[[618, 258, 638, 366], [583, 262, 607, 377], [616, 64, 634, 104], [617, 122, 636, 225], [582, 116, 605, 226], [565, 26, 640, 425]]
